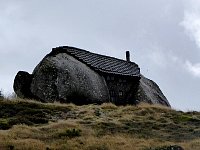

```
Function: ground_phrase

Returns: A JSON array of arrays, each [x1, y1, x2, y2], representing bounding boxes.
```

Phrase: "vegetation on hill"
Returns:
[[0, 98, 199, 150], [0, 90, 3, 99]]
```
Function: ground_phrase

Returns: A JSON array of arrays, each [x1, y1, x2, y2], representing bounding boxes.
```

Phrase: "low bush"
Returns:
[[0, 119, 10, 130], [144, 145, 184, 150], [58, 128, 81, 138], [0, 90, 4, 100], [0, 100, 71, 129]]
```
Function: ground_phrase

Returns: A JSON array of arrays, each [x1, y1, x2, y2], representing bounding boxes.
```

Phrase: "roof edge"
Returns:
[[46, 46, 141, 78]]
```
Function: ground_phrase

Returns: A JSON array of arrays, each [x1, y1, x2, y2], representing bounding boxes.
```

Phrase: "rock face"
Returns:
[[13, 71, 33, 99], [13, 47, 170, 107], [16, 53, 109, 104], [136, 75, 170, 106]]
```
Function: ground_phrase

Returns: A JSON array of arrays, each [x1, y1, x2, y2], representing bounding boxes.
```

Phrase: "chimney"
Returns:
[[126, 51, 130, 62]]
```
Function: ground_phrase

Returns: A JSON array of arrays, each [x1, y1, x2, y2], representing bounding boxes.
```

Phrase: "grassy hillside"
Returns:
[[0, 98, 199, 150]]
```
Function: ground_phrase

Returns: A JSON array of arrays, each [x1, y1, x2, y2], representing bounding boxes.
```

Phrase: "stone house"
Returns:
[[14, 46, 170, 106], [49, 46, 141, 105]]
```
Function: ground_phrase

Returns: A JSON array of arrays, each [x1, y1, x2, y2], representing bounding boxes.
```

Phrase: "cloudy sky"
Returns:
[[0, 0, 200, 111]]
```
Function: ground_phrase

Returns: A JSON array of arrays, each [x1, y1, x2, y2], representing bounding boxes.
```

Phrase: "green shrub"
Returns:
[[59, 128, 81, 138], [175, 115, 200, 123], [0, 119, 11, 130], [0, 100, 72, 129]]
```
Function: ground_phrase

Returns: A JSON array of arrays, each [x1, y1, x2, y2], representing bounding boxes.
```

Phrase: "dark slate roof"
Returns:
[[50, 46, 140, 77]]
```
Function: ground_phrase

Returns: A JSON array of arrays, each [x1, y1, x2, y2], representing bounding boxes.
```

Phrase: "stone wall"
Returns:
[[102, 73, 140, 105]]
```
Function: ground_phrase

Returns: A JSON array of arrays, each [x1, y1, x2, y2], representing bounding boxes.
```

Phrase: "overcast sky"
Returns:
[[0, 0, 200, 111]]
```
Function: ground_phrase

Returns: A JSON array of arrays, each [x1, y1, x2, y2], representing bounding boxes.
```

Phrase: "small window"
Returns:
[[110, 90, 115, 96], [119, 91, 123, 96], [111, 76, 114, 80]]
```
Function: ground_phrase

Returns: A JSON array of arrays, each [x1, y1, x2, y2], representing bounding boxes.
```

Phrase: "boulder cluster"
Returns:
[[14, 47, 170, 107]]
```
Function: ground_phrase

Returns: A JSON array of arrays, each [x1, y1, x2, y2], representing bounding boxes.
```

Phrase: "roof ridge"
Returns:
[[54, 46, 137, 65]]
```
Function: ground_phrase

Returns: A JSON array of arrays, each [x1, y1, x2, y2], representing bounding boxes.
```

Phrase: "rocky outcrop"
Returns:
[[14, 53, 109, 104], [13, 71, 33, 99], [13, 47, 170, 107], [136, 75, 170, 107]]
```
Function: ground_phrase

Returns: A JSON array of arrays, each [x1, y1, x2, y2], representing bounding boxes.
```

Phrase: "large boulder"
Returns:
[[136, 75, 170, 107], [13, 71, 33, 99], [15, 53, 109, 104]]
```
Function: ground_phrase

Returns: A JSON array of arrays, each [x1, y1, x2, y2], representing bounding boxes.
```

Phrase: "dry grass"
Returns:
[[0, 98, 199, 150], [0, 122, 199, 150]]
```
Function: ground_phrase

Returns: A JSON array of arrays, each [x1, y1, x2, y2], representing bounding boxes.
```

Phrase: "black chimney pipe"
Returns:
[[126, 51, 130, 62]]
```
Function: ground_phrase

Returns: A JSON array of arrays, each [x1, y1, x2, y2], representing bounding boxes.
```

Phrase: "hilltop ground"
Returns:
[[0, 98, 199, 150]]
